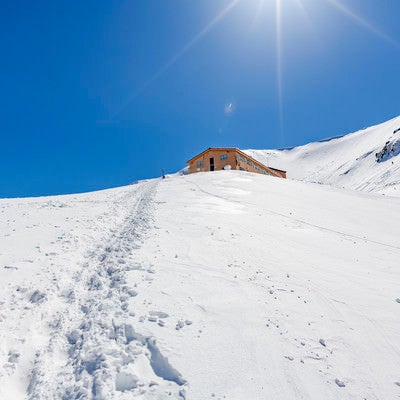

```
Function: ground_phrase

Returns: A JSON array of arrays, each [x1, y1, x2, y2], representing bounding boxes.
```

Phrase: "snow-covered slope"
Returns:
[[1, 172, 400, 399], [245, 116, 400, 196]]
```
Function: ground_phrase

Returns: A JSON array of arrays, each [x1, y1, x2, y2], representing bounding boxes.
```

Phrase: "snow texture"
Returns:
[[1, 117, 400, 399]]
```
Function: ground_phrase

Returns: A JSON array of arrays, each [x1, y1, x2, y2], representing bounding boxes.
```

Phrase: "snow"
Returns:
[[1, 167, 400, 399], [245, 115, 400, 196]]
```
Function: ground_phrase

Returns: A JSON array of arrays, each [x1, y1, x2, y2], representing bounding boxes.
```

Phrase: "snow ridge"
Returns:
[[245, 115, 400, 196]]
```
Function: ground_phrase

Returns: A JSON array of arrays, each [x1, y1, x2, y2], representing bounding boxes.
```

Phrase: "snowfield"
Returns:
[[1, 170, 400, 400], [246, 115, 400, 196]]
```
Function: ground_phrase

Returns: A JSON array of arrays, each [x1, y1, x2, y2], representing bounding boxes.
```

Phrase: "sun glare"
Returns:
[[111, 0, 398, 135], [275, 0, 284, 145], [248, 0, 398, 145]]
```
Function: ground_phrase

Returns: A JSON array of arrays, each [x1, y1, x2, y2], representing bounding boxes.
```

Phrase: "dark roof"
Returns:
[[267, 166, 286, 173]]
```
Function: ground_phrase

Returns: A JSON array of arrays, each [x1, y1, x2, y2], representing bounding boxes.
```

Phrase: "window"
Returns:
[[220, 154, 228, 161], [197, 161, 203, 168]]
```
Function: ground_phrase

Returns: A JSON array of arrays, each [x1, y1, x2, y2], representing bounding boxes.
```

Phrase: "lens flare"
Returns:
[[224, 102, 235, 115], [109, 0, 397, 141], [110, 0, 241, 120]]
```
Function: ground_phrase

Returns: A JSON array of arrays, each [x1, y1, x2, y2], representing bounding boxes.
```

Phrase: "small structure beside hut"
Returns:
[[186, 148, 286, 178]]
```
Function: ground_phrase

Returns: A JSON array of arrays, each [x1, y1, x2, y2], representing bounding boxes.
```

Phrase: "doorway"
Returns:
[[209, 157, 215, 171]]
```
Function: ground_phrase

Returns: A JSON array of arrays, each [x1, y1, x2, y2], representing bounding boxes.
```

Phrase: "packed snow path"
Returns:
[[1, 171, 400, 399], [27, 179, 186, 399], [0, 180, 186, 399]]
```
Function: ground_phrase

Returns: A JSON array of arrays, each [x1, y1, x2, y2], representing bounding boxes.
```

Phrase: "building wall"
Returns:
[[235, 153, 282, 177], [188, 149, 238, 174], [188, 149, 286, 178]]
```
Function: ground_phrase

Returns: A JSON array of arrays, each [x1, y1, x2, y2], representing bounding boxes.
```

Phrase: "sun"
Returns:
[[246, 0, 398, 144], [111, 0, 397, 131]]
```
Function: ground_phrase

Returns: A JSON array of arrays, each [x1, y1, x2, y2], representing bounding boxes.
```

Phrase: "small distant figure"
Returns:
[[161, 168, 166, 179]]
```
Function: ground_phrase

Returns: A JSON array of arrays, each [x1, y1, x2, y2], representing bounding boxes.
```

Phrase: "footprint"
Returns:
[[335, 378, 346, 388], [149, 311, 169, 319], [29, 290, 47, 304], [115, 372, 138, 392]]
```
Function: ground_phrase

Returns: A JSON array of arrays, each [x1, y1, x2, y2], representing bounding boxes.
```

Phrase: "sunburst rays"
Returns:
[[275, 0, 284, 145], [110, 0, 241, 120], [271, 0, 397, 145], [327, 0, 399, 47], [110, 0, 398, 136]]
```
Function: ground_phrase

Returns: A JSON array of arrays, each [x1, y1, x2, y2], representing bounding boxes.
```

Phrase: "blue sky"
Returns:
[[1, 0, 400, 197]]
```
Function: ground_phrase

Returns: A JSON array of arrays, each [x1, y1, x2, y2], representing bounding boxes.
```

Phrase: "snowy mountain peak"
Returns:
[[245, 115, 400, 196]]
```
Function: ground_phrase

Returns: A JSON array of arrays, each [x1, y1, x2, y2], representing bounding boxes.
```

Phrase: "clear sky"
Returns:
[[1, 0, 400, 197]]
